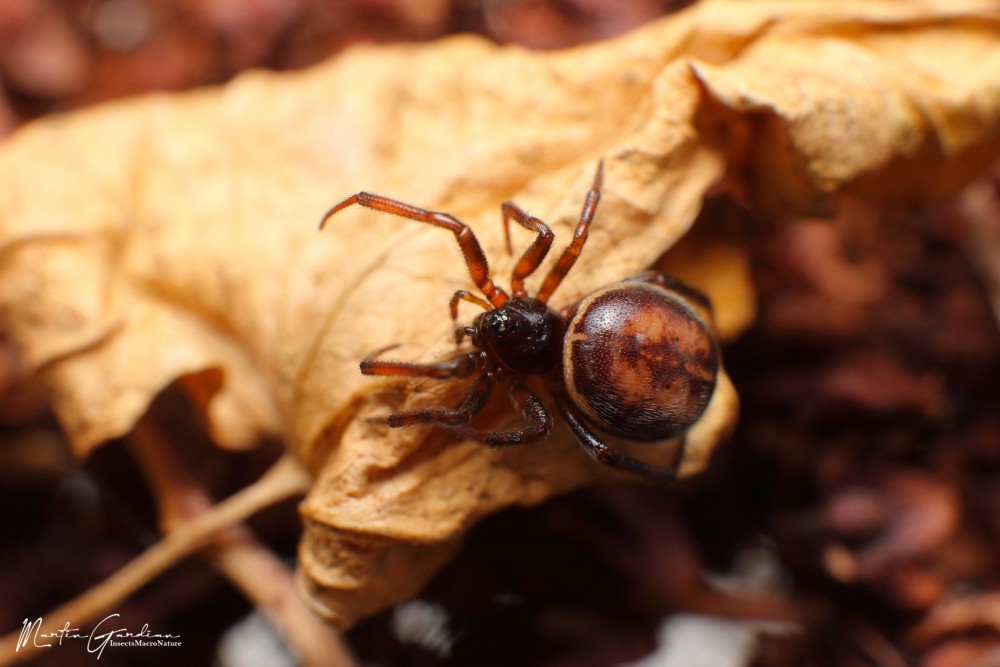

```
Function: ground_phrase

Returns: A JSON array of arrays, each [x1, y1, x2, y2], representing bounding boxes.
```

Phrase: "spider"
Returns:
[[320, 163, 719, 482]]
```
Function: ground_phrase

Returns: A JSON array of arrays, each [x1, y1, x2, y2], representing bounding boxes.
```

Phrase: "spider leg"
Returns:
[[384, 369, 496, 428], [361, 348, 483, 379], [536, 161, 603, 304], [450, 382, 553, 447], [501, 202, 554, 298], [450, 290, 492, 321], [454, 325, 478, 346], [448, 290, 491, 345], [624, 271, 713, 312], [553, 391, 681, 484], [321, 193, 509, 308]]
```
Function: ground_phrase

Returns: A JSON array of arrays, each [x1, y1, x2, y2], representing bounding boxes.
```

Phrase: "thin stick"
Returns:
[[0, 452, 312, 665], [128, 420, 358, 667]]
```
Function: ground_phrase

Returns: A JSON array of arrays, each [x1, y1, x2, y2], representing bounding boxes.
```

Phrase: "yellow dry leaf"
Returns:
[[0, 0, 998, 628]]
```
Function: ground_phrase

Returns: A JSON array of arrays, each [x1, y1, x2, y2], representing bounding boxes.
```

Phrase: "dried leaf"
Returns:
[[1, 0, 999, 628]]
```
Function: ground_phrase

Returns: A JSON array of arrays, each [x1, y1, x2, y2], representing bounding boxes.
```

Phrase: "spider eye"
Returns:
[[481, 309, 512, 337], [493, 311, 511, 334]]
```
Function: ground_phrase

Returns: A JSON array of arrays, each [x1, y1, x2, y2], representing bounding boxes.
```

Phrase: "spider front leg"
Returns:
[[553, 391, 682, 484], [501, 202, 554, 298], [536, 161, 603, 303], [321, 193, 509, 308]]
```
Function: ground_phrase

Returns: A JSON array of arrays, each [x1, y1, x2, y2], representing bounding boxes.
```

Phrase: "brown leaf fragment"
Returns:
[[910, 592, 1000, 649], [921, 638, 1000, 667], [816, 354, 946, 420], [821, 470, 960, 609], [1, 0, 999, 629]]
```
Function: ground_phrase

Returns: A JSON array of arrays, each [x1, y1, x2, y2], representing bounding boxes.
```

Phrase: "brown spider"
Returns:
[[320, 163, 719, 482]]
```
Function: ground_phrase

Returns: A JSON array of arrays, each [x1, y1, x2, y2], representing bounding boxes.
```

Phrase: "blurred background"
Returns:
[[0, 0, 696, 137]]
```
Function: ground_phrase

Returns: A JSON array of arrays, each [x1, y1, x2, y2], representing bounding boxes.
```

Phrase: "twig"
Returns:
[[0, 445, 315, 664], [128, 419, 358, 667]]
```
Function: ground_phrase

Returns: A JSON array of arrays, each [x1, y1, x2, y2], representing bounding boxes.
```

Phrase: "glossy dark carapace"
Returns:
[[320, 163, 719, 483]]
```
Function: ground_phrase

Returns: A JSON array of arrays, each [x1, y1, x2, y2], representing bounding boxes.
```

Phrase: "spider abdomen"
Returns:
[[563, 281, 718, 441]]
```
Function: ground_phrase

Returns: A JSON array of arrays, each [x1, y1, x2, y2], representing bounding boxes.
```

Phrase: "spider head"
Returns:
[[475, 297, 563, 376]]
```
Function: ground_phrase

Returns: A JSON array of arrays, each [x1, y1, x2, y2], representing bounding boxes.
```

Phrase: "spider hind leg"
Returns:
[[553, 391, 683, 484], [383, 370, 496, 428], [387, 381, 554, 449], [455, 382, 553, 447]]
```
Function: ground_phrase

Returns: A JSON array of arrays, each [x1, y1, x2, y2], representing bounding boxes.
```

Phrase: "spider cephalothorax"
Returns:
[[473, 297, 564, 375], [321, 163, 719, 482]]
